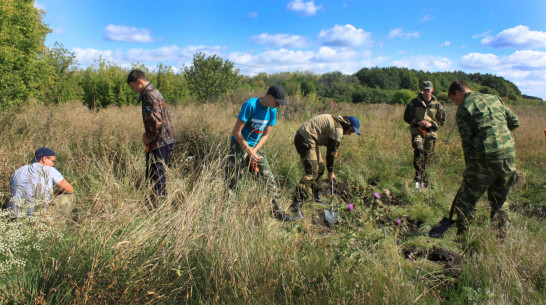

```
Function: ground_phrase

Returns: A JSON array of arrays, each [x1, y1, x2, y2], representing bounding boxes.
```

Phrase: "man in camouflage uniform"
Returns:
[[128, 70, 175, 204], [290, 114, 360, 219], [448, 80, 519, 238], [404, 81, 445, 188], [226, 86, 294, 221]]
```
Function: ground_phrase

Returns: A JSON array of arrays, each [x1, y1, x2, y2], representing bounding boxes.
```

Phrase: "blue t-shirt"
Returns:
[[231, 98, 277, 147]]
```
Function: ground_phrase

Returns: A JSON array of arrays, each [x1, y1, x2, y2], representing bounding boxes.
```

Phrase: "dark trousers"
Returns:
[[150, 143, 174, 198]]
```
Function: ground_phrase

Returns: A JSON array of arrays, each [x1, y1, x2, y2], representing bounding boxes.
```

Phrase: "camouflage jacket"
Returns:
[[138, 83, 175, 151], [456, 92, 519, 162], [296, 114, 350, 172], [403, 94, 445, 138]]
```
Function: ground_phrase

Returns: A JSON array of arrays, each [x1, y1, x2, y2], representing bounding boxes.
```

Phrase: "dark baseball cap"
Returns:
[[347, 116, 361, 135], [31, 147, 55, 163], [421, 81, 434, 90], [267, 85, 287, 105]]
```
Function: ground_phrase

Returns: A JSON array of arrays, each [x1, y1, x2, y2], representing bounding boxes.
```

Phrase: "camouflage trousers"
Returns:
[[49, 193, 76, 219], [411, 134, 436, 182], [293, 133, 325, 205], [454, 158, 516, 234], [225, 139, 280, 209]]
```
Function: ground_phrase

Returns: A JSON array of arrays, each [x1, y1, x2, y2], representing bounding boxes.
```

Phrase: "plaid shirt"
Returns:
[[138, 83, 175, 150]]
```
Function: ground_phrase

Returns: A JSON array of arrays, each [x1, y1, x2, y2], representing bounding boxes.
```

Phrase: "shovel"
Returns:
[[324, 181, 337, 224], [429, 194, 457, 238], [145, 144, 151, 183]]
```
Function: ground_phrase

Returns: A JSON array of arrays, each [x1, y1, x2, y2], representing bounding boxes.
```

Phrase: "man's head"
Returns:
[[266, 85, 287, 107], [127, 70, 149, 93], [31, 147, 56, 166], [344, 116, 361, 135], [420, 81, 434, 101], [448, 80, 471, 106]]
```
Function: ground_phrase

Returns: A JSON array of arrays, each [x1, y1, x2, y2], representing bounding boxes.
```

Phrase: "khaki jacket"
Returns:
[[403, 94, 445, 138]]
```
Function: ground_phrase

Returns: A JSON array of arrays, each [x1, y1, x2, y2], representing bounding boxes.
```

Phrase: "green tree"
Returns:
[[154, 63, 189, 103], [80, 58, 132, 109], [184, 52, 240, 101], [41, 42, 82, 104], [0, 0, 51, 108]]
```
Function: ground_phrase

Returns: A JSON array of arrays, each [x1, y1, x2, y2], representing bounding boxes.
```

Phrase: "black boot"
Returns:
[[289, 201, 304, 220], [314, 189, 325, 204], [272, 199, 299, 222]]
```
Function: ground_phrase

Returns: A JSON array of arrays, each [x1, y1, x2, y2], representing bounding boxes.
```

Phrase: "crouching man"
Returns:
[[8, 147, 75, 218]]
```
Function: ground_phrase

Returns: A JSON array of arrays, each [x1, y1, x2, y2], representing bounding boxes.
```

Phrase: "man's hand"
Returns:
[[142, 132, 152, 145], [248, 147, 261, 163], [418, 120, 432, 129], [328, 171, 336, 182]]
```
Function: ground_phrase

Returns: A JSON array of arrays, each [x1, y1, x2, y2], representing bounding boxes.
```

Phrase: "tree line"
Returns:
[[1, 0, 540, 110]]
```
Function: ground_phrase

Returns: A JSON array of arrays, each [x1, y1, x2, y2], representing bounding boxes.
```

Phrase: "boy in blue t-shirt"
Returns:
[[226, 85, 295, 221]]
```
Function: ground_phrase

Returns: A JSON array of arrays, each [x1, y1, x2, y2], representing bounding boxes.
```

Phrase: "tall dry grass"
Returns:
[[0, 98, 544, 304]]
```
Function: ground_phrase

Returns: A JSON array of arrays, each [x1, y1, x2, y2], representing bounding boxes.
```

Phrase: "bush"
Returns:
[[392, 89, 415, 105]]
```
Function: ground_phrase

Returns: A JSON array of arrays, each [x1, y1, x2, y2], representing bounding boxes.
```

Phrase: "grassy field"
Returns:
[[0, 92, 544, 304]]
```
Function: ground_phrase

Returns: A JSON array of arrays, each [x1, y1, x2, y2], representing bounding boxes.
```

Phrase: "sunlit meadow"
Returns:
[[0, 92, 544, 304]]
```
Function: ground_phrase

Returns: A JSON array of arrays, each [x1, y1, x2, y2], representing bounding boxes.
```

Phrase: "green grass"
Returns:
[[0, 98, 544, 304]]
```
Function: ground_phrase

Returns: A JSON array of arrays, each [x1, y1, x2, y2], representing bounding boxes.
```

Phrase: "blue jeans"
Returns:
[[150, 143, 174, 198]]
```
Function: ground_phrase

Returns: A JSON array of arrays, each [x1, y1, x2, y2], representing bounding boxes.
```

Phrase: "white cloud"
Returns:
[[391, 55, 452, 71], [460, 50, 546, 99], [250, 33, 308, 48], [499, 70, 546, 99], [460, 50, 546, 71], [472, 30, 491, 39], [34, 2, 45, 10], [480, 25, 546, 49], [246, 11, 258, 19], [439, 41, 451, 47], [73, 45, 225, 67], [73, 48, 122, 66], [104, 24, 155, 43], [318, 24, 373, 47], [228, 48, 383, 75], [433, 58, 452, 70], [387, 28, 420, 40], [287, 0, 322, 17], [125, 45, 184, 62], [419, 14, 433, 24], [507, 50, 546, 70], [314, 46, 356, 63], [52, 27, 64, 34], [460, 53, 501, 69]]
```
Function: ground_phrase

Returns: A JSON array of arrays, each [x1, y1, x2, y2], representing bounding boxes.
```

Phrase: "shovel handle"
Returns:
[[250, 159, 259, 173], [447, 192, 459, 220]]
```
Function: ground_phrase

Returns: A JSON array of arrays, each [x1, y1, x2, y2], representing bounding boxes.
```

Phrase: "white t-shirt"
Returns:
[[9, 163, 64, 217]]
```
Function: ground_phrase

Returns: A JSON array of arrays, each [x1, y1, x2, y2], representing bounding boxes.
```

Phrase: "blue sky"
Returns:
[[36, 0, 546, 99]]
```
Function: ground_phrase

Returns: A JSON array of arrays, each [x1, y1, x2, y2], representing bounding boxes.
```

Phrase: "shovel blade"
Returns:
[[429, 217, 454, 238], [324, 209, 337, 224]]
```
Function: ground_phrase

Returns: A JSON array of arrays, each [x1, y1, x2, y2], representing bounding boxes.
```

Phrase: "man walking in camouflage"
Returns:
[[290, 114, 360, 219], [404, 81, 445, 189], [448, 80, 519, 238], [128, 70, 175, 205]]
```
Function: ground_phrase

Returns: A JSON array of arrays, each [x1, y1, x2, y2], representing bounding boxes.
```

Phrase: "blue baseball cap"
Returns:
[[31, 147, 55, 163], [347, 116, 361, 135]]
